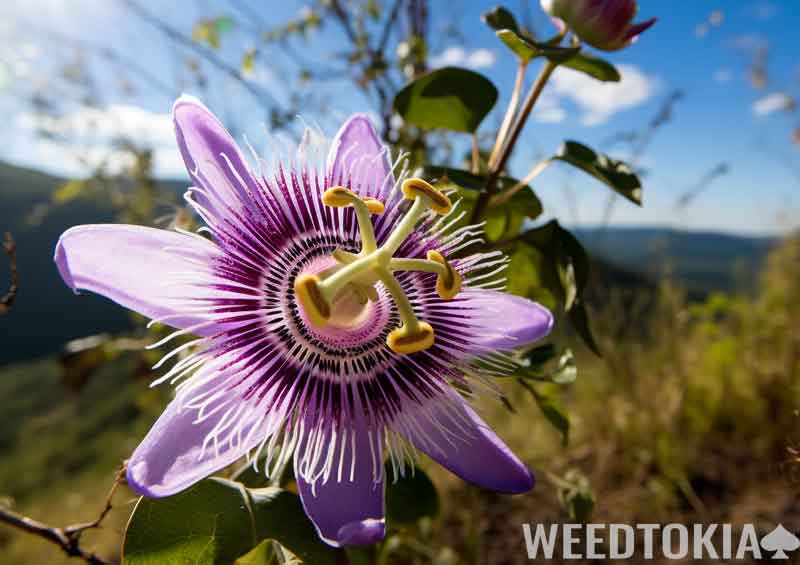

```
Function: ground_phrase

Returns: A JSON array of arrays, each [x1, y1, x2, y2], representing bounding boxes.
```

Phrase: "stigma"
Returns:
[[294, 178, 462, 355]]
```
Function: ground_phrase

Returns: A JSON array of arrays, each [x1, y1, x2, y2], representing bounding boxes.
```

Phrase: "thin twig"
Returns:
[[489, 158, 552, 207], [119, 0, 279, 109], [0, 232, 18, 315], [0, 464, 126, 564]]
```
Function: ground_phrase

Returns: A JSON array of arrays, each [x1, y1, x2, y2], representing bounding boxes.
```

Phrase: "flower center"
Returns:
[[294, 178, 462, 355]]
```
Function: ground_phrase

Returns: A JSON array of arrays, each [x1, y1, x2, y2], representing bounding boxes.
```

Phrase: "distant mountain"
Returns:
[[0, 162, 185, 365], [573, 226, 776, 298]]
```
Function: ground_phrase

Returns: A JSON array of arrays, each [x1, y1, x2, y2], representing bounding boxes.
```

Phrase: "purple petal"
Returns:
[[55, 224, 223, 334], [327, 114, 393, 199], [394, 388, 534, 493], [461, 289, 554, 351], [173, 95, 261, 223], [294, 419, 386, 547], [127, 377, 272, 497]]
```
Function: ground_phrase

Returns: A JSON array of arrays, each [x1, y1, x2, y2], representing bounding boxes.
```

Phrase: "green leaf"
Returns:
[[562, 52, 620, 82], [520, 220, 591, 305], [551, 469, 595, 522], [514, 346, 577, 384], [394, 67, 498, 133], [551, 349, 577, 384], [553, 141, 642, 205], [481, 6, 520, 33], [527, 384, 570, 446], [569, 301, 601, 357], [123, 478, 342, 565], [385, 466, 439, 525], [496, 30, 579, 64]]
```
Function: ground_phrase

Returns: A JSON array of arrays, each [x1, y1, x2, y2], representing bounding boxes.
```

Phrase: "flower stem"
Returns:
[[488, 61, 526, 170]]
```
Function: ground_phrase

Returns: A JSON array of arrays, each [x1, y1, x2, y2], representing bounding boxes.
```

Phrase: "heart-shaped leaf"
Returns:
[[394, 67, 498, 133], [123, 478, 342, 564], [553, 141, 642, 205], [562, 52, 620, 82]]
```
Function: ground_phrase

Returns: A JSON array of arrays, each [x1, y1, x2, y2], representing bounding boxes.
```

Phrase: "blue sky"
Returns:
[[1, 0, 798, 235]]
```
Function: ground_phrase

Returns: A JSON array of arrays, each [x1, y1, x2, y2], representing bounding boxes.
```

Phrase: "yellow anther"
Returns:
[[426, 250, 462, 300], [322, 186, 358, 208], [323, 186, 384, 215], [387, 322, 435, 355], [294, 274, 330, 327], [363, 198, 385, 215], [401, 178, 452, 216]]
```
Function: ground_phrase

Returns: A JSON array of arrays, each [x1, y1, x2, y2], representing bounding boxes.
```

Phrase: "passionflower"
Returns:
[[54, 96, 553, 547], [541, 0, 656, 51]]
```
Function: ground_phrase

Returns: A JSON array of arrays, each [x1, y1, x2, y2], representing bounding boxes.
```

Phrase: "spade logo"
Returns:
[[761, 525, 800, 559]]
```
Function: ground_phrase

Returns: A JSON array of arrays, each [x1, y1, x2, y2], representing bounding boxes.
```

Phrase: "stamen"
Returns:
[[426, 250, 462, 300], [294, 178, 461, 355], [322, 186, 381, 252]]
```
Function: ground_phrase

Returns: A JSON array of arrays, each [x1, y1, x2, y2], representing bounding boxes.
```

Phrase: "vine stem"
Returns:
[[488, 61, 526, 170], [0, 463, 126, 564], [471, 59, 559, 224]]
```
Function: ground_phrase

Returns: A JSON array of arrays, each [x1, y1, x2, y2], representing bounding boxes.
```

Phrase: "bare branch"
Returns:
[[119, 0, 279, 111], [0, 232, 18, 316], [0, 464, 126, 565]]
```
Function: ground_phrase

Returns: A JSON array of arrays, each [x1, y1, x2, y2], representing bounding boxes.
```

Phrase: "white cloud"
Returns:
[[753, 92, 796, 116], [430, 47, 496, 69], [713, 68, 733, 84], [533, 64, 657, 126], [16, 104, 184, 177]]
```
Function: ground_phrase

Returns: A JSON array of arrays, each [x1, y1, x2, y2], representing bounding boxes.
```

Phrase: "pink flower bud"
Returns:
[[541, 0, 656, 51]]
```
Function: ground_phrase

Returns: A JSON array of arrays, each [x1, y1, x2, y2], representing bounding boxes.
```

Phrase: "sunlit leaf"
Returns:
[[551, 469, 595, 522], [496, 30, 579, 64], [481, 6, 520, 34], [385, 465, 439, 525], [514, 346, 577, 384], [242, 48, 256, 75], [554, 141, 642, 205], [551, 349, 577, 384], [562, 52, 620, 82], [124, 478, 342, 565], [394, 67, 498, 133]]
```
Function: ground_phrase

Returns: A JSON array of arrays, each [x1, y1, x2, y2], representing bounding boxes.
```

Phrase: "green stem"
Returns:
[[471, 59, 559, 224], [488, 61, 526, 170]]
